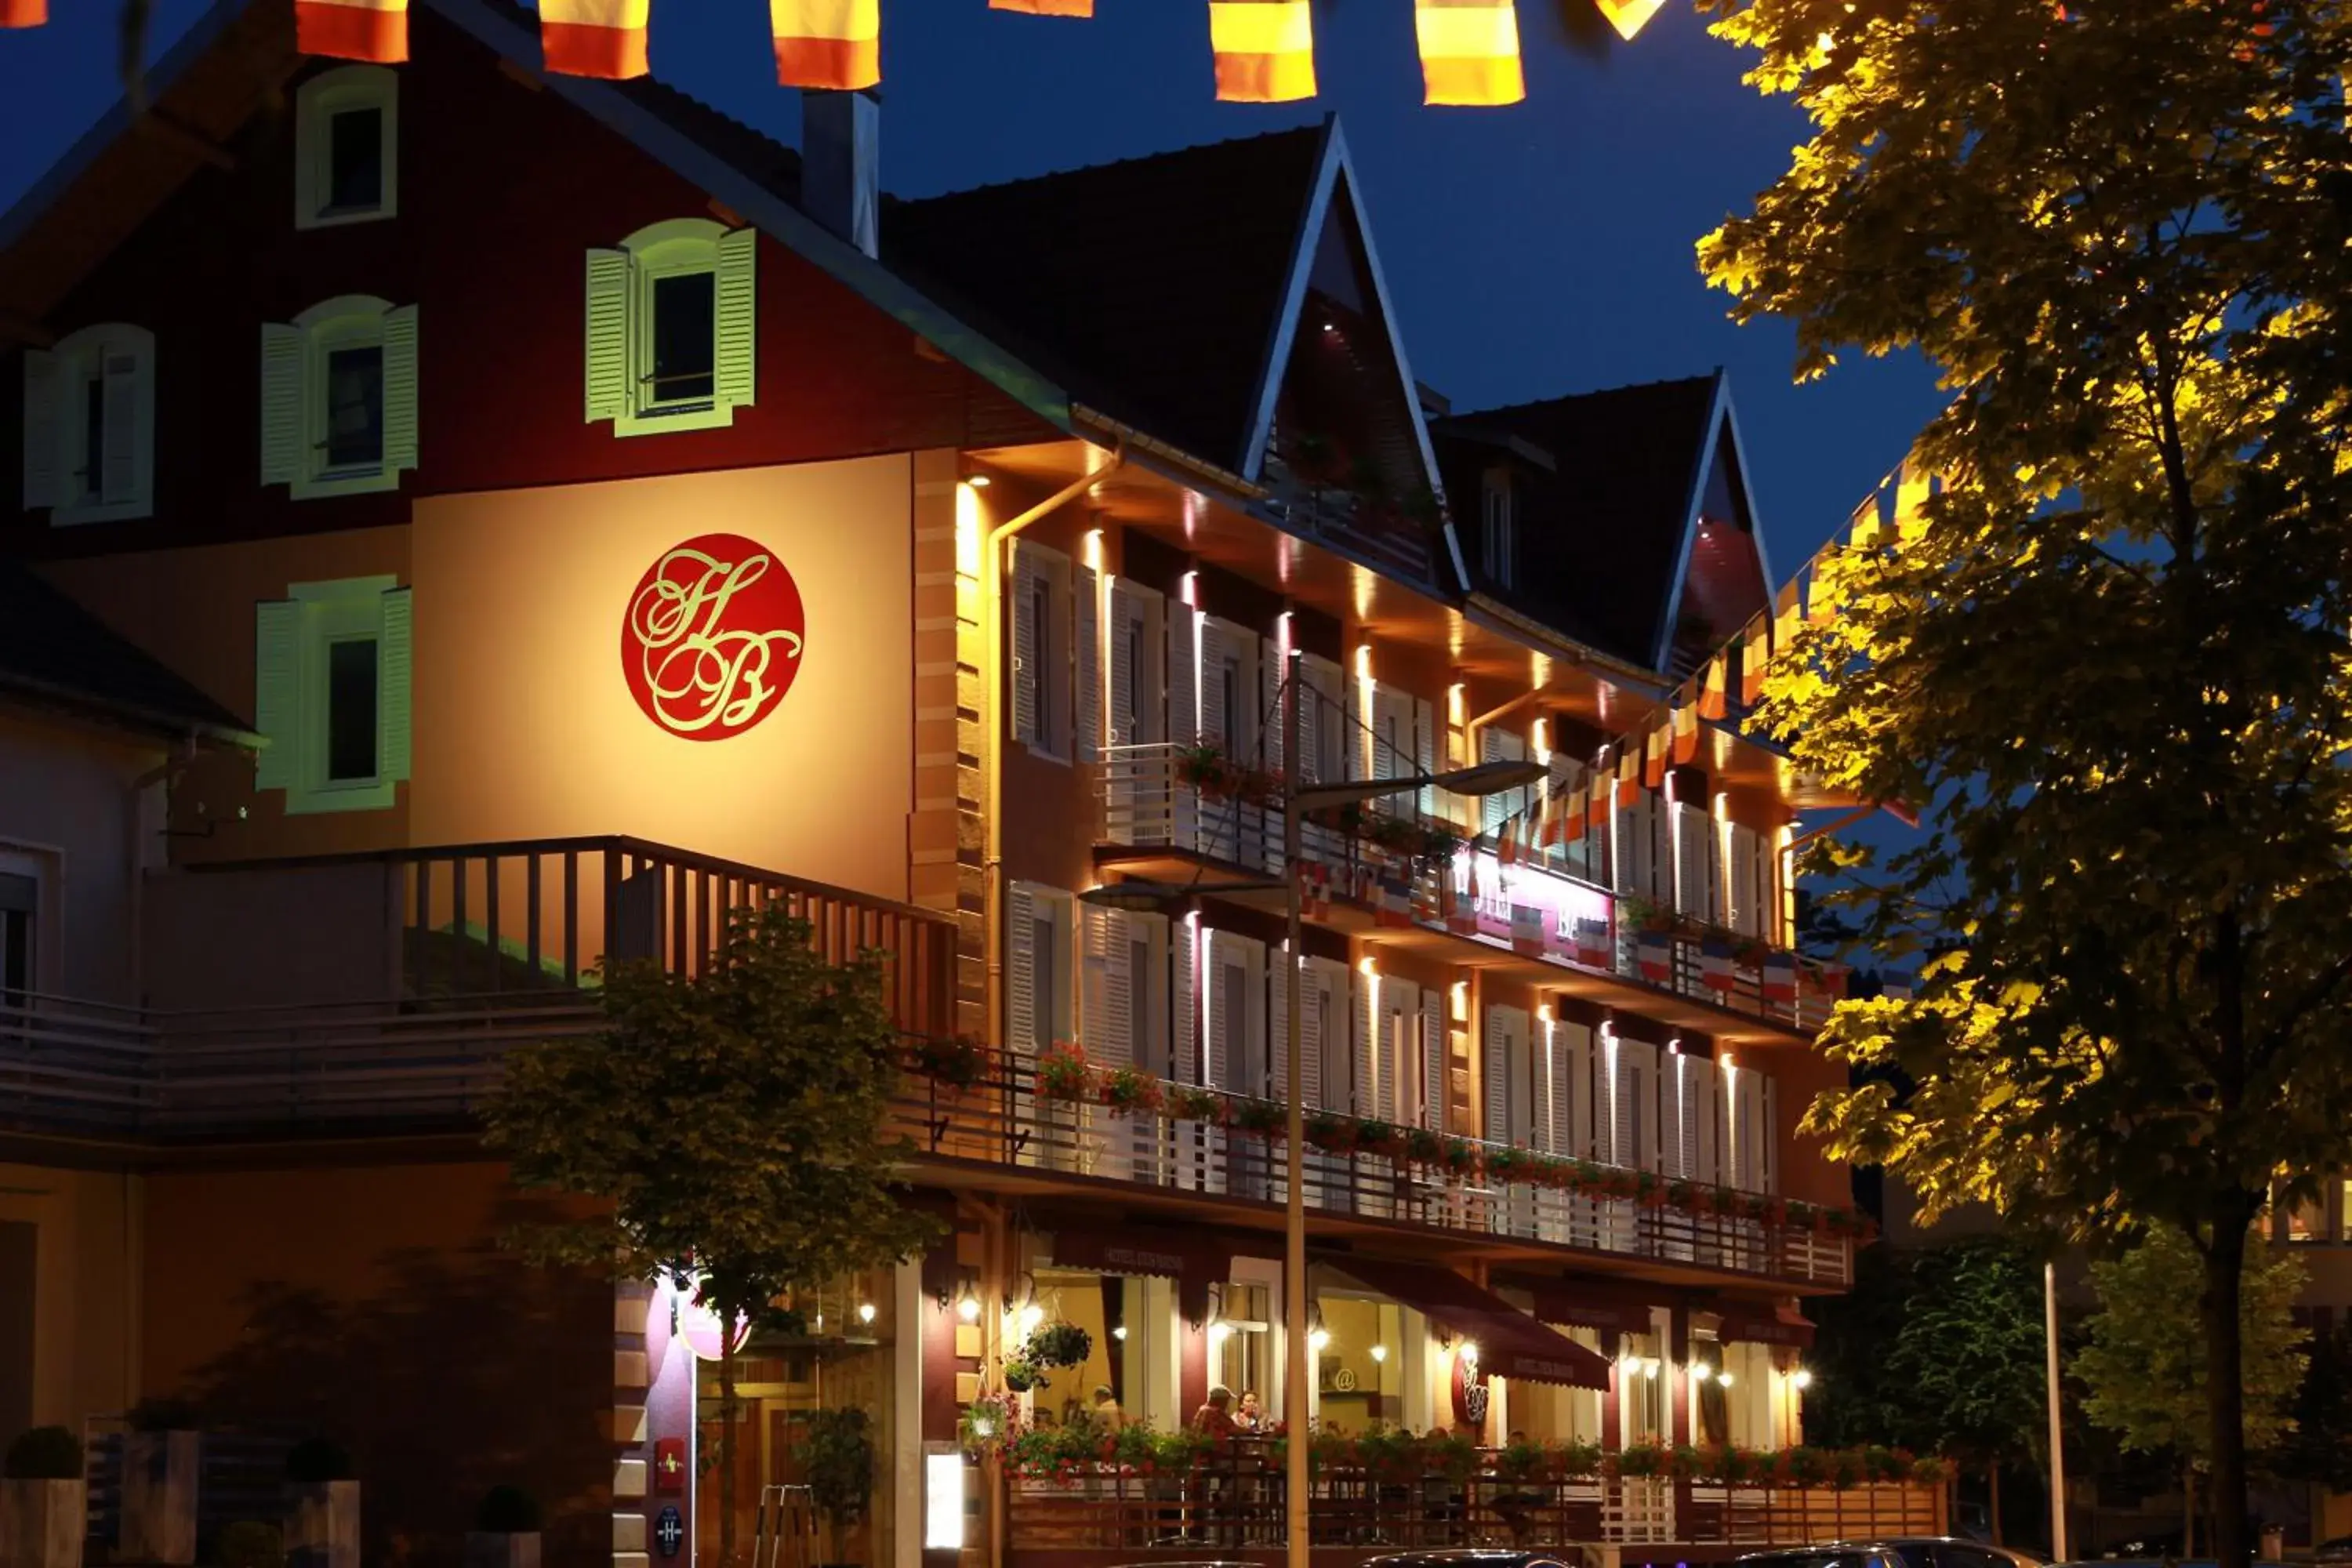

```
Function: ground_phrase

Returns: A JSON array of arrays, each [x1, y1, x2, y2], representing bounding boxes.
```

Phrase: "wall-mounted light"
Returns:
[[1370, 1344, 1388, 1364], [1458, 1340, 1480, 1367], [1692, 1363, 1715, 1382], [1790, 1368, 1813, 1391], [1018, 1303, 1045, 1334], [858, 1301, 877, 1325], [957, 1293, 982, 1324], [1716, 1372, 1736, 1389], [1112, 1325, 1128, 1341], [1642, 1357, 1662, 1379], [1208, 1321, 1233, 1344], [1308, 1328, 1331, 1353]]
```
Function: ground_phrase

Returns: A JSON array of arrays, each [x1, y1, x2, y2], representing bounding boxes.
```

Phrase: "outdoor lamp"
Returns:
[[1112, 1325, 1128, 1341], [858, 1301, 877, 1325], [1693, 1363, 1714, 1382], [1717, 1372, 1735, 1388], [1791, 1368, 1813, 1390], [956, 1293, 982, 1323], [1018, 1303, 1044, 1334], [1308, 1328, 1330, 1353], [1369, 1344, 1388, 1363]]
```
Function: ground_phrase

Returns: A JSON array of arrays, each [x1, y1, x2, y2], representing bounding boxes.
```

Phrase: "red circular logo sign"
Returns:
[[622, 533, 807, 741]]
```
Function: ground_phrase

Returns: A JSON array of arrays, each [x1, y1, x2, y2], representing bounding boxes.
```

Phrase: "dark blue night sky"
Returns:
[[0, 0, 1943, 574]]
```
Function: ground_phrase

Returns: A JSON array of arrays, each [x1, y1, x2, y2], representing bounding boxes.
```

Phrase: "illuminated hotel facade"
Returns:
[[0, 2, 1923, 1564]]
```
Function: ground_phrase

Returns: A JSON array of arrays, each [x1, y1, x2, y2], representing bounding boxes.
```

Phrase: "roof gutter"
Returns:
[[1072, 405, 1265, 506], [1462, 593, 1674, 705]]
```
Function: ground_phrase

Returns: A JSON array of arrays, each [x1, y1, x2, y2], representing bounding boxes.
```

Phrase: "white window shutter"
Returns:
[[583, 248, 632, 423], [1421, 990, 1446, 1131], [1761, 1074, 1778, 1193], [253, 598, 302, 791], [1171, 916, 1197, 1084], [1167, 608, 1198, 748], [1415, 696, 1437, 818], [258, 324, 306, 486], [1075, 564, 1101, 764], [1010, 544, 1042, 746], [1270, 946, 1290, 1102], [1352, 972, 1374, 1114], [1729, 824, 1758, 937], [1675, 804, 1709, 920], [1204, 933, 1232, 1091], [1200, 620, 1233, 751], [714, 226, 757, 408], [1483, 1006, 1515, 1145], [1298, 657, 1338, 786], [1670, 1056, 1700, 1181], [1108, 583, 1138, 748], [1558, 1022, 1589, 1158], [1080, 906, 1130, 1069], [381, 304, 419, 475], [1007, 883, 1038, 1058], [1691, 1059, 1719, 1185], [1260, 637, 1286, 776], [98, 350, 140, 504], [20, 349, 60, 509], [379, 586, 413, 782], [1297, 957, 1324, 1110], [1481, 727, 1509, 834]]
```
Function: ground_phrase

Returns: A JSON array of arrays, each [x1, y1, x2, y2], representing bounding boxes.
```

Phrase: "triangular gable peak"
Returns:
[[1240, 122, 1447, 546], [1655, 375, 1773, 679]]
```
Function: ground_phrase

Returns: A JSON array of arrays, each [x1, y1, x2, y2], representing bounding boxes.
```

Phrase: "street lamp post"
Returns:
[[1084, 676, 1544, 1568]]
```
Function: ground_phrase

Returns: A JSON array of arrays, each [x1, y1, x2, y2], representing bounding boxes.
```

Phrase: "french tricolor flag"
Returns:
[[1761, 951, 1798, 1003], [1636, 931, 1672, 984], [1700, 938, 1737, 993], [1510, 905, 1545, 957], [1573, 917, 1610, 968], [1375, 878, 1414, 928]]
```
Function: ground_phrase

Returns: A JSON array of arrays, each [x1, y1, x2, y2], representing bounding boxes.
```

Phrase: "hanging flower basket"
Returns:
[[958, 1393, 1022, 1460], [1022, 1322, 1094, 1370]]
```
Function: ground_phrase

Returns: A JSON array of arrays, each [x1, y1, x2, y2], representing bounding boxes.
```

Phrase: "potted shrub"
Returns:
[[216, 1520, 285, 1568], [284, 1436, 360, 1568], [0, 1426, 82, 1568], [793, 1409, 876, 1565], [466, 1486, 543, 1568], [122, 1396, 203, 1565]]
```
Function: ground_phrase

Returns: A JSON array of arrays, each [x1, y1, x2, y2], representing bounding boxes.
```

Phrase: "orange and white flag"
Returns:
[[296, 0, 406, 60], [1594, 0, 1664, 41], [991, 0, 1091, 13], [542, 0, 650, 78], [773, 0, 880, 89], [1414, 0, 1523, 106], [1210, 0, 1316, 103], [1642, 723, 1667, 789], [0, 0, 46, 28], [1698, 649, 1729, 722]]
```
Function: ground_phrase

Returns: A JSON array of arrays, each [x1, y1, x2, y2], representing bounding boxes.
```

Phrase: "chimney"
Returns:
[[801, 89, 879, 259]]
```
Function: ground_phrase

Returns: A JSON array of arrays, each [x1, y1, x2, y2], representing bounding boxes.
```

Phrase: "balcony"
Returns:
[[0, 837, 954, 1145], [891, 1060, 1853, 1290], [1099, 744, 1838, 1048], [999, 1436, 1945, 1559]]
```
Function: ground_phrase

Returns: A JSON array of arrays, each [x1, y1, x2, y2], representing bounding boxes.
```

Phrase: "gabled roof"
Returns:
[[0, 563, 256, 744], [887, 125, 1329, 477], [1439, 372, 1769, 673]]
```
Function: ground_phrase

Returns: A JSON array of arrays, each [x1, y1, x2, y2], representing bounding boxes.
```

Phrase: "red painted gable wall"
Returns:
[[2, 5, 1051, 559]]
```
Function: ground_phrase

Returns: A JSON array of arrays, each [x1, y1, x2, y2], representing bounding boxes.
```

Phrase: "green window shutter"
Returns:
[[258, 324, 306, 486], [379, 586, 413, 783], [254, 598, 302, 791], [584, 248, 632, 423], [713, 226, 757, 409], [20, 349, 59, 509], [381, 304, 419, 474]]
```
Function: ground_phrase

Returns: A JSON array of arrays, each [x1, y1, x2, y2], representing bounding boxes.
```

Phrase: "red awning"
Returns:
[[1711, 1300, 1817, 1350], [1522, 1279, 1660, 1337], [1323, 1256, 1613, 1390], [1044, 1223, 1233, 1323]]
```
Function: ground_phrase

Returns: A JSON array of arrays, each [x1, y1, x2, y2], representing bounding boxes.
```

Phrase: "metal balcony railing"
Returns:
[[889, 1060, 1852, 1288]]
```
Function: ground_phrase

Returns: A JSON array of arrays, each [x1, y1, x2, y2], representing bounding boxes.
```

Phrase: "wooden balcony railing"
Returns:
[[1100, 746, 1839, 1040], [1003, 1443, 1942, 1552], [891, 1061, 1852, 1287]]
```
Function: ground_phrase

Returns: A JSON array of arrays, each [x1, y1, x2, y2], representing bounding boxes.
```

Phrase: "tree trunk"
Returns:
[[1988, 1462, 2004, 1547], [720, 1333, 739, 1568], [2185, 1461, 2197, 1558], [2206, 1219, 2252, 1568]]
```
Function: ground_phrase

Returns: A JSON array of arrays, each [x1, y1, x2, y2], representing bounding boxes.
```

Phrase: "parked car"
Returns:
[[1735, 1538, 2042, 1568], [1364, 1552, 1581, 1568], [2314, 1537, 2352, 1566]]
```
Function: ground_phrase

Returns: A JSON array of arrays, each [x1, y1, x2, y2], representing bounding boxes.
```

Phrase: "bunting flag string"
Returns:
[[0, 0, 45, 27], [1642, 721, 1667, 789], [1414, 0, 1524, 107], [1670, 689, 1700, 765], [1697, 648, 1729, 722], [1210, 0, 1318, 102], [543, 0, 650, 77], [1737, 612, 1770, 708], [1594, 0, 1666, 42], [773, 0, 881, 88], [296, 0, 406, 60], [991, 0, 1093, 13]]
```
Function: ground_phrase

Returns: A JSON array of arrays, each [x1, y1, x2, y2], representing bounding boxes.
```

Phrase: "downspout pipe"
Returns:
[[982, 445, 1127, 1057]]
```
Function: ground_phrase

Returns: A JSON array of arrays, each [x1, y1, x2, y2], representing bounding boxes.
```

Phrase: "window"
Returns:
[[1011, 541, 1073, 760], [1007, 882, 1074, 1057], [295, 66, 397, 230], [254, 576, 413, 815], [584, 219, 757, 436], [1482, 467, 1515, 590], [20, 324, 156, 524], [260, 296, 418, 499]]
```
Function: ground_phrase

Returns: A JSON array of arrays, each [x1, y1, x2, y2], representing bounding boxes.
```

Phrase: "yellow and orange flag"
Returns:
[[773, 0, 880, 89], [296, 0, 405, 60], [0, 0, 45, 27], [1210, 0, 1316, 103], [992, 0, 1092, 12], [1595, 0, 1664, 41], [1414, 0, 1523, 106], [541, 0, 650, 77]]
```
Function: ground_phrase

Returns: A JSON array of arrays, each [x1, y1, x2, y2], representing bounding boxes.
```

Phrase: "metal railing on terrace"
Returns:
[[1100, 744, 1839, 1039], [893, 1060, 1851, 1288]]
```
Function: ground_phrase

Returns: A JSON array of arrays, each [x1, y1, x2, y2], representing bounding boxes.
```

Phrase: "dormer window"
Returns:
[[583, 219, 757, 437], [1482, 467, 1515, 590], [295, 66, 398, 230], [20, 323, 156, 525]]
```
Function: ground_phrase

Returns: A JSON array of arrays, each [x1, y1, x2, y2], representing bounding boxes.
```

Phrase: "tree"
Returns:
[[2277, 1315, 2352, 1496], [485, 903, 941, 1568], [1806, 1236, 2045, 1541], [1698, 5, 2352, 1566], [2076, 1228, 2307, 1551]]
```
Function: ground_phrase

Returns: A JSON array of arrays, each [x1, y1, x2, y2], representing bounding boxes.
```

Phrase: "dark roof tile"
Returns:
[[0, 563, 252, 740]]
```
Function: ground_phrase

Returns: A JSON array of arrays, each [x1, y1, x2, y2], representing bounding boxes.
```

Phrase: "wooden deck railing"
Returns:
[[1004, 1446, 1942, 1551], [889, 1062, 1852, 1287]]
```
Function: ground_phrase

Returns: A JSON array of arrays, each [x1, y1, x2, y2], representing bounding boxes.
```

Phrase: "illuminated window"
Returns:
[[1482, 468, 1516, 590], [294, 66, 397, 230], [254, 576, 413, 815], [584, 219, 757, 437], [259, 296, 419, 500], [20, 323, 155, 525], [1011, 541, 1072, 760]]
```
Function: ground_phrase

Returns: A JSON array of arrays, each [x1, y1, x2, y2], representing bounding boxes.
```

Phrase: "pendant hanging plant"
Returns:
[[1021, 1320, 1094, 1370]]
